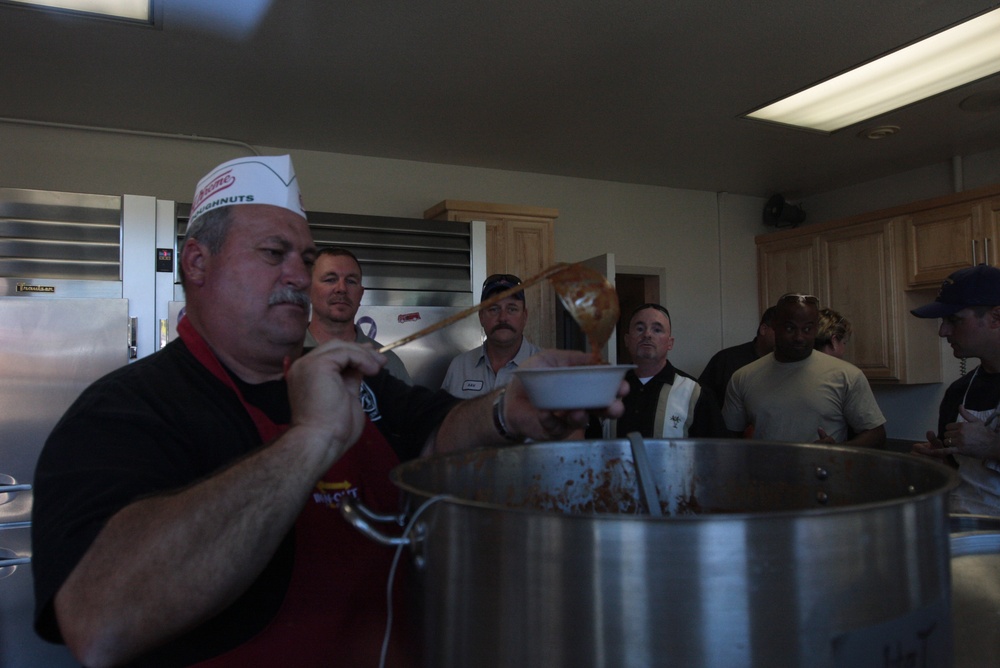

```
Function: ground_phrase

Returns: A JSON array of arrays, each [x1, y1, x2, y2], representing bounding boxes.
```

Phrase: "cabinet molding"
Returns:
[[424, 200, 559, 222]]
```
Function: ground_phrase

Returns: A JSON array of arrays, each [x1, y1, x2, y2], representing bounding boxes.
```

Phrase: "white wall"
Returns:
[[803, 148, 1000, 226]]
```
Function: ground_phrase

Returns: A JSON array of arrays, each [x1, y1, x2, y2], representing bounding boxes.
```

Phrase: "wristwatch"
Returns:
[[492, 388, 523, 443]]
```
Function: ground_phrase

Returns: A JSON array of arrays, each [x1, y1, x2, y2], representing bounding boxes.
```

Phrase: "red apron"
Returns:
[[179, 319, 419, 667]]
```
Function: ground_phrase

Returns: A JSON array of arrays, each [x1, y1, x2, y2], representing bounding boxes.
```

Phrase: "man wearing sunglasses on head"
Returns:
[[722, 293, 886, 447], [442, 274, 540, 398]]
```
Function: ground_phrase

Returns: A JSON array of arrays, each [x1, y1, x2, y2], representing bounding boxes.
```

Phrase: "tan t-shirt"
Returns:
[[723, 351, 885, 443]]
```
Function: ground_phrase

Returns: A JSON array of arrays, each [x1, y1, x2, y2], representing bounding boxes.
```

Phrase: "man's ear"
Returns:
[[180, 238, 209, 287]]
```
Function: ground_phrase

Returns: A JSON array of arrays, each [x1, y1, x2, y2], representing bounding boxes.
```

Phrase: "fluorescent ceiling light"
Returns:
[[746, 7, 1000, 133], [3, 0, 150, 21]]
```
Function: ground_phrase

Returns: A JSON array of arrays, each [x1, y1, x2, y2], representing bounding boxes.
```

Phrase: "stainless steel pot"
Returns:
[[343, 439, 959, 667], [949, 516, 1000, 668]]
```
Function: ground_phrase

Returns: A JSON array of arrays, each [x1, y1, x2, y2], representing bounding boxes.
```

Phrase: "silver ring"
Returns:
[[946, 438, 952, 446]]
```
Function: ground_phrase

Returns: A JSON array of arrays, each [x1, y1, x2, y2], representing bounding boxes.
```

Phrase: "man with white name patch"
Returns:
[[441, 273, 540, 398]]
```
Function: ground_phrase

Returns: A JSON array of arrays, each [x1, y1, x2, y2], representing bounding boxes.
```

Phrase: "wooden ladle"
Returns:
[[548, 263, 620, 363], [379, 263, 619, 359]]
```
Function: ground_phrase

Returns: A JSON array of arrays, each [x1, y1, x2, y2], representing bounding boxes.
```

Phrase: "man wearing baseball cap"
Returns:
[[31, 155, 625, 666], [911, 263, 1000, 514], [441, 273, 541, 398]]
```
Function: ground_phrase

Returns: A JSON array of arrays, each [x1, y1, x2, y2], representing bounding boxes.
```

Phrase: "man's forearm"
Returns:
[[431, 390, 507, 454], [54, 426, 337, 667]]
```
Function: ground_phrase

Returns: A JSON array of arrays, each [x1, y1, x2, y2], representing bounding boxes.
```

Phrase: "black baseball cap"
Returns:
[[911, 264, 1000, 318], [481, 274, 524, 301]]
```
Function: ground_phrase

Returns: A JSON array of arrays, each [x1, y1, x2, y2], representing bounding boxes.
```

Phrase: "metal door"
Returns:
[[0, 297, 129, 667]]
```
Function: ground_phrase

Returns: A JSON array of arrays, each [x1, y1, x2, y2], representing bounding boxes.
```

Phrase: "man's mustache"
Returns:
[[269, 287, 311, 309], [490, 324, 516, 334]]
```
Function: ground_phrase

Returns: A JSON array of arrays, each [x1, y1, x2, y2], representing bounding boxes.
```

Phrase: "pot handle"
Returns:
[[339, 495, 410, 547]]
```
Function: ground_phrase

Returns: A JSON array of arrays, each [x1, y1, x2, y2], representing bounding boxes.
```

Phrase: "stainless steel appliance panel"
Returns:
[[356, 304, 483, 389], [0, 298, 130, 511], [0, 525, 79, 666], [0, 297, 129, 667], [0, 187, 122, 283]]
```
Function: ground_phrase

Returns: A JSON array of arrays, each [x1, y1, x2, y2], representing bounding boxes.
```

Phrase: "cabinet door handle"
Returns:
[[128, 317, 138, 359]]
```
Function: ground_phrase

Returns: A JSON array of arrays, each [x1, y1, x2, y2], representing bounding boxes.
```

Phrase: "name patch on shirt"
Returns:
[[462, 380, 485, 392]]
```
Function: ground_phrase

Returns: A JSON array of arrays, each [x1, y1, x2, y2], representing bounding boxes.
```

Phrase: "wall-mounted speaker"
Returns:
[[763, 194, 806, 228]]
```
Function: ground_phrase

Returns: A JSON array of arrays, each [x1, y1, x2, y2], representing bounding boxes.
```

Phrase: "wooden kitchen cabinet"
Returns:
[[982, 194, 1000, 263], [758, 217, 940, 384], [905, 201, 983, 287], [424, 200, 558, 348], [905, 189, 1000, 288], [757, 235, 820, 304], [823, 220, 907, 381]]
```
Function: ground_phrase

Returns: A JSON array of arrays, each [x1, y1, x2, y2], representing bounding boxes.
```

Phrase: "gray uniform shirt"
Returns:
[[441, 337, 540, 398]]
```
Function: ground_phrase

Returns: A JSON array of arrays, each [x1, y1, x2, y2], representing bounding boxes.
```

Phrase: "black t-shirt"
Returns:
[[32, 338, 458, 666], [697, 340, 759, 410]]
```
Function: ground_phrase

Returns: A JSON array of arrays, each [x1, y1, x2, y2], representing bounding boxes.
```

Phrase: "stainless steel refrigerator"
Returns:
[[0, 296, 130, 667], [0, 187, 177, 666]]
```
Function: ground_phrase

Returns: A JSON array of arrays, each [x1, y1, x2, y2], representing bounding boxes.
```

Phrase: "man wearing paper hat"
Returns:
[[911, 263, 1000, 515], [441, 273, 541, 398], [32, 154, 626, 666]]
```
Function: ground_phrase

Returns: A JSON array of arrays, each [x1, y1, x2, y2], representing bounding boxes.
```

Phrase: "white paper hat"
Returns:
[[189, 155, 306, 224]]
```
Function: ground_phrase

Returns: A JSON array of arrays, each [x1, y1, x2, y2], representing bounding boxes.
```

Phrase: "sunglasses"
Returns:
[[483, 274, 522, 286], [778, 293, 819, 306]]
